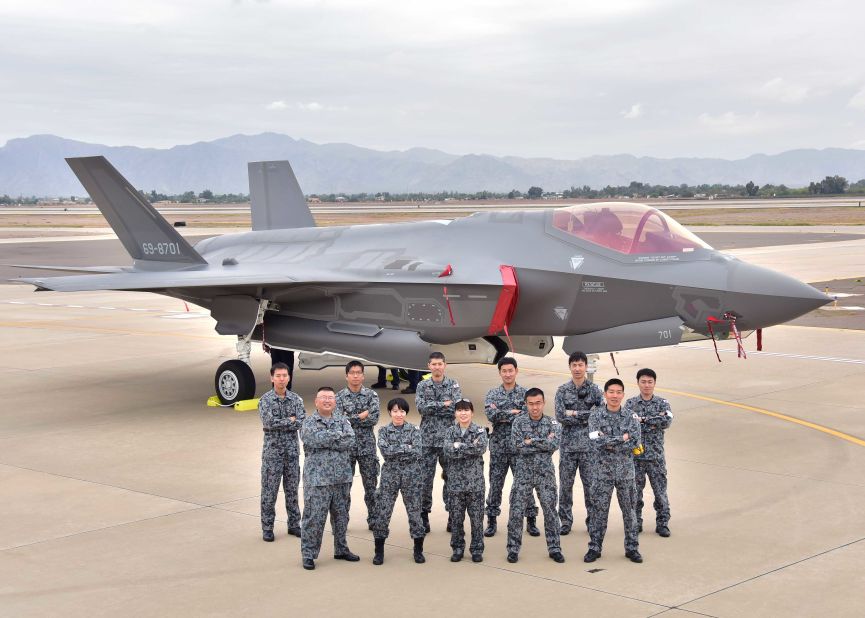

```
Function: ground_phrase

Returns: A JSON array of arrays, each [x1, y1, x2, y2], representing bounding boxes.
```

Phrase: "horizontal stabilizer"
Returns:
[[66, 156, 206, 266], [248, 161, 315, 230]]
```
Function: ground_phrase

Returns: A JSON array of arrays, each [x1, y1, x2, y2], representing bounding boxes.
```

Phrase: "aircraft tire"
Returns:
[[215, 360, 256, 405]]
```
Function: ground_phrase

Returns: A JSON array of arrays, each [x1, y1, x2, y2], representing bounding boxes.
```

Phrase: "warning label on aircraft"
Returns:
[[581, 281, 607, 294], [569, 256, 584, 270], [634, 255, 680, 263]]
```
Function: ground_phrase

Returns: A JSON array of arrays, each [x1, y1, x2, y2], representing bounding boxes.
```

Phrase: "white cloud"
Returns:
[[697, 111, 768, 136], [758, 77, 809, 103], [847, 85, 865, 110], [265, 100, 288, 111], [621, 103, 643, 119], [297, 102, 349, 112]]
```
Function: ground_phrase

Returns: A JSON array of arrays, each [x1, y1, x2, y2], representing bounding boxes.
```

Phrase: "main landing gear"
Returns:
[[214, 300, 268, 404]]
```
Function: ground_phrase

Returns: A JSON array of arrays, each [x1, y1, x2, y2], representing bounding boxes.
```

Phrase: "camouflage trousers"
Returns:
[[349, 453, 380, 525], [372, 460, 425, 540], [486, 451, 538, 518], [420, 447, 449, 514], [449, 490, 484, 553], [300, 483, 351, 560], [506, 468, 561, 555], [260, 452, 300, 531], [558, 450, 595, 529], [634, 458, 670, 526], [588, 476, 639, 553]]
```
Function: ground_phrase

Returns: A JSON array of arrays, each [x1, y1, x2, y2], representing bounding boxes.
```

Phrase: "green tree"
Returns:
[[745, 181, 759, 196], [527, 186, 543, 199], [199, 189, 213, 200]]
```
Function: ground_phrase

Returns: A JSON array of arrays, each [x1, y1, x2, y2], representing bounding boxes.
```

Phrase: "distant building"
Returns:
[[307, 196, 321, 203]]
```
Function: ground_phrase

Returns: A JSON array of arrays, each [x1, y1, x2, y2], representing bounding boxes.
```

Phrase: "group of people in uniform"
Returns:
[[257, 350, 673, 570]]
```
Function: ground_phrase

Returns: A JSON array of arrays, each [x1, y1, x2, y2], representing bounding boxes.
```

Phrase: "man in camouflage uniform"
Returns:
[[506, 388, 565, 564], [585, 378, 643, 564], [555, 350, 604, 535], [335, 360, 381, 528], [443, 399, 488, 562], [625, 368, 673, 537], [258, 362, 305, 542], [299, 387, 359, 570], [372, 397, 426, 565], [484, 357, 539, 538], [415, 351, 462, 532]]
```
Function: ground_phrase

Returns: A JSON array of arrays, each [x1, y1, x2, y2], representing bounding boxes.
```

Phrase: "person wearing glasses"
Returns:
[[299, 387, 358, 570], [335, 360, 381, 530]]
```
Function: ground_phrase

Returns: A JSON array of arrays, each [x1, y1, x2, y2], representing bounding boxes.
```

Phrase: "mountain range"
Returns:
[[2, 133, 865, 197]]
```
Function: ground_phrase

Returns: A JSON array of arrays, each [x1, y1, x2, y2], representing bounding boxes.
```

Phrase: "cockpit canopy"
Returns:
[[551, 202, 712, 254]]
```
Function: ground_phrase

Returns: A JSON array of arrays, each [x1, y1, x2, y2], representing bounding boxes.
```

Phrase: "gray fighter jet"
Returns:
[[17, 157, 830, 403]]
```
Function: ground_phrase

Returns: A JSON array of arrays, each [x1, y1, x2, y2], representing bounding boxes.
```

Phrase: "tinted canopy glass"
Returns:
[[551, 202, 712, 254]]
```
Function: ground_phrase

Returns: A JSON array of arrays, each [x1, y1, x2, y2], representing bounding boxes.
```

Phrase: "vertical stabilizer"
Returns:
[[248, 160, 315, 230], [66, 156, 206, 266]]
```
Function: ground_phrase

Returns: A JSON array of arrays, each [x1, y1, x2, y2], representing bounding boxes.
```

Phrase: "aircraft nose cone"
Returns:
[[726, 259, 831, 328]]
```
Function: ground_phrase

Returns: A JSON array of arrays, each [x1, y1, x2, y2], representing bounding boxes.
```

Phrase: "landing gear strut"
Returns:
[[214, 299, 269, 404]]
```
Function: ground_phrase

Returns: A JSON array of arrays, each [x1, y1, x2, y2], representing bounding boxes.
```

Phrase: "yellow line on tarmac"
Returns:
[[522, 367, 865, 449], [657, 387, 865, 448]]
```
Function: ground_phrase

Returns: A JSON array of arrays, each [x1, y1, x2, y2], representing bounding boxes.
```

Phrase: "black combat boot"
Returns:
[[483, 515, 497, 537], [526, 516, 541, 537], [413, 537, 426, 564], [373, 538, 385, 565], [262, 530, 275, 542], [626, 549, 643, 563], [421, 511, 430, 533]]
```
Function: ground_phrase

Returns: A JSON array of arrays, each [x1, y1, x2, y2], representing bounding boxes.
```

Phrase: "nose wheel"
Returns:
[[215, 359, 256, 405]]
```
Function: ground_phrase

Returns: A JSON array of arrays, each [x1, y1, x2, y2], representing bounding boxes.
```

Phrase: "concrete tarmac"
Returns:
[[1, 230, 864, 616]]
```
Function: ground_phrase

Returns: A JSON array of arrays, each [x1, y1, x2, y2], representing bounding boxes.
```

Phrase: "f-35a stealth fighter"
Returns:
[[18, 157, 830, 403]]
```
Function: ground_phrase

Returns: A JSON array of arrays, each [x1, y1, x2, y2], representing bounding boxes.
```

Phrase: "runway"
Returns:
[[1, 228, 864, 616]]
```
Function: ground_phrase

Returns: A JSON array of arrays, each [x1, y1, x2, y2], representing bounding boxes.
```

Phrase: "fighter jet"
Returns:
[[16, 157, 830, 403]]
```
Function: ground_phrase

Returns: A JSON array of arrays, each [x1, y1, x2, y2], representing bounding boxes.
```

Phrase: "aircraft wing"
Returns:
[[17, 263, 469, 293]]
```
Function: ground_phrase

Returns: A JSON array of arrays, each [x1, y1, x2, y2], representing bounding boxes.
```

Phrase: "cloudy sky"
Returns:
[[3, 0, 865, 160]]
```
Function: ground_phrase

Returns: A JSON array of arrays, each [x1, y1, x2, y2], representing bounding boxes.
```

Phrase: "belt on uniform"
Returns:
[[386, 455, 420, 463]]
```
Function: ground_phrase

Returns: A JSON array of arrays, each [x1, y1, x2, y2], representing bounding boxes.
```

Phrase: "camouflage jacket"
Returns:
[[484, 383, 528, 455], [510, 414, 562, 477], [258, 389, 306, 456], [588, 406, 641, 481], [415, 376, 462, 448], [625, 395, 673, 461], [335, 386, 380, 456], [377, 422, 423, 463], [555, 380, 604, 453], [443, 422, 488, 493], [300, 412, 356, 487]]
